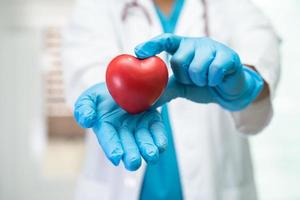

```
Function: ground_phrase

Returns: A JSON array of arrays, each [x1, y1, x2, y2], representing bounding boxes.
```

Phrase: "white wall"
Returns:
[[251, 0, 300, 199], [0, 1, 75, 200]]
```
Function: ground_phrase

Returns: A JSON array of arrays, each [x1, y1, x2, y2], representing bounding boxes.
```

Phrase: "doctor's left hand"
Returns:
[[135, 33, 263, 111], [74, 83, 167, 171]]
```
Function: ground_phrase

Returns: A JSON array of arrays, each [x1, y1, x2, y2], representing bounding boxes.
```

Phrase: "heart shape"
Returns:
[[106, 54, 168, 114]]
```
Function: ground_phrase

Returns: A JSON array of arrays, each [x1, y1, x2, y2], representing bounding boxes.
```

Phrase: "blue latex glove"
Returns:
[[74, 83, 168, 171], [135, 33, 264, 111]]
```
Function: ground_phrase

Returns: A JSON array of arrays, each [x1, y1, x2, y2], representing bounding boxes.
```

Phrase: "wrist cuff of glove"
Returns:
[[209, 66, 264, 111]]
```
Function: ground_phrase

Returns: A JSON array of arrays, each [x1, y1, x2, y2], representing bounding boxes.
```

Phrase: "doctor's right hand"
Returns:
[[74, 83, 167, 171]]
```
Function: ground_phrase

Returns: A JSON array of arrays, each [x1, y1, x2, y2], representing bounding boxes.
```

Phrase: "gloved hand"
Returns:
[[74, 83, 167, 171], [135, 33, 264, 111]]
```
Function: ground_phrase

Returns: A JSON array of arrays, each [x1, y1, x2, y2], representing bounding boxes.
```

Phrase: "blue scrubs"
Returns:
[[139, 1, 185, 200]]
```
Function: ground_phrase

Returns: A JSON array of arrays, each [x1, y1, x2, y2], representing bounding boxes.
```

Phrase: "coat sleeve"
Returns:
[[62, 0, 121, 107], [208, 0, 281, 134]]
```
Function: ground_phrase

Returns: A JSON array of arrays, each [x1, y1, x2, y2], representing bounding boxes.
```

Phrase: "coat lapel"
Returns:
[[175, 0, 206, 36], [111, 0, 163, 54]]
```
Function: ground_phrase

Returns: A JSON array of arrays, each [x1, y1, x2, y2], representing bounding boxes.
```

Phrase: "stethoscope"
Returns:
[[121, 0, 210, 36]]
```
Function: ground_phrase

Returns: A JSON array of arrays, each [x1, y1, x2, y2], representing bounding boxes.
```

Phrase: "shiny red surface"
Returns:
[[106, 54, 168, 114]]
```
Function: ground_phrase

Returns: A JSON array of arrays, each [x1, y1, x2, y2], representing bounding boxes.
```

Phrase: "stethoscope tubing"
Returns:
[[121, 0, 209, 36]]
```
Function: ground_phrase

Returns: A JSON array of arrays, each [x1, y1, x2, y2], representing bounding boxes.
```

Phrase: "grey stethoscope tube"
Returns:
[[121, 0, 210, 36]]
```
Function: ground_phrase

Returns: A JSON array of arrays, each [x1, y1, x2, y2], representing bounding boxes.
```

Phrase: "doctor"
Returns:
[[62, 0, 280, 199]]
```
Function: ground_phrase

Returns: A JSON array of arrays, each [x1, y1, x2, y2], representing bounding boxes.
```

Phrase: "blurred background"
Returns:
[[0, 0, 299, 199]]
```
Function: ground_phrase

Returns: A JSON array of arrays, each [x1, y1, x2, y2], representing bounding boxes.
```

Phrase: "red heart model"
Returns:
[[106, 54, 168, 114]]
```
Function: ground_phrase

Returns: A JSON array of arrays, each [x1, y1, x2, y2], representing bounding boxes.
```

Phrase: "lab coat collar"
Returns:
[[176, 0, 205, 36], [116, 0, 205, 37]]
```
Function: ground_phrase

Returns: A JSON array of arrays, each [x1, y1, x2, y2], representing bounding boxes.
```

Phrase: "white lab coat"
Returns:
[[62, 0, 280, 199]]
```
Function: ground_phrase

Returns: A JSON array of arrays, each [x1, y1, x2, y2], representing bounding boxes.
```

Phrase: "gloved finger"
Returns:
[[152, 76, 184, 108], [170, 39, 195, 84], [149, 114, 168, 153], [135, 129, 159, 164], [73, 83, 103, 128], [119, 117, 142, 171], [135, 113, 159, 164], [93, 122, 124, 166], [188, 43, 216, 86], [134, 33, 182, 59], [216, 66, 248, 98], [208, 45, 240, 86], [74, 92, 98, 128]]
